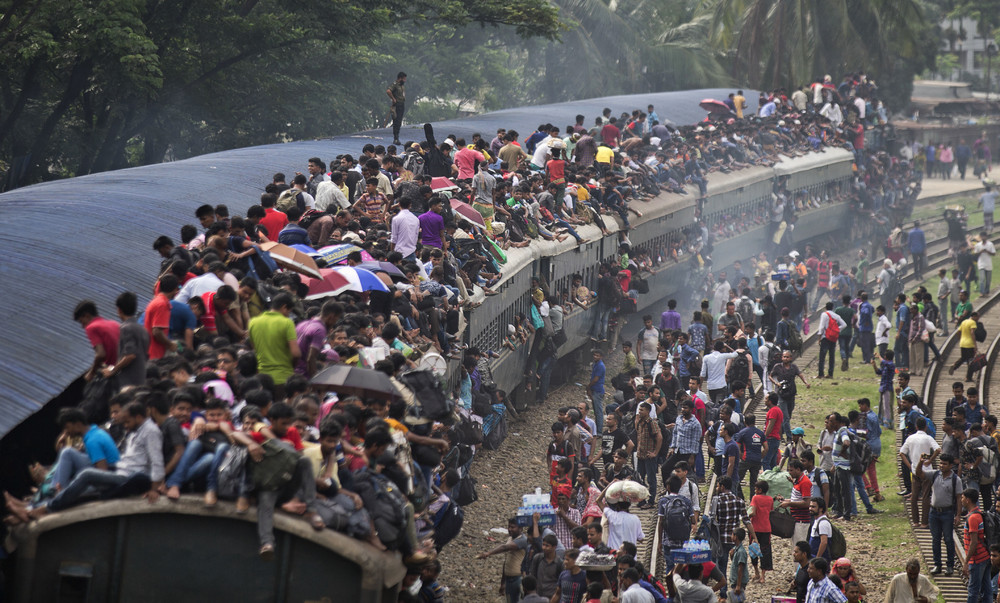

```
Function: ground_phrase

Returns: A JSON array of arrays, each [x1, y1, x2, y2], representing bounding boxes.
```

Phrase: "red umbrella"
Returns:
[[449, 198, 487, 228], [298, 268, 353, 300], [699, 99, 733, 115], [430, 177, 459, 192]]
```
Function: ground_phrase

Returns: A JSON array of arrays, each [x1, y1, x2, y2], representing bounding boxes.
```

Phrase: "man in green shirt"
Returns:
[[248, 292, 300, 396], [954, 289, 973, 324], [856, 249, 870, 285], [386, 72, 406, 145], [834, 294, 856, 372]]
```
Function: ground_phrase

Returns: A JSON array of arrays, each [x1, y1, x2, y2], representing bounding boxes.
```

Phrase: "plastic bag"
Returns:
[[606, 479, 649, 504]]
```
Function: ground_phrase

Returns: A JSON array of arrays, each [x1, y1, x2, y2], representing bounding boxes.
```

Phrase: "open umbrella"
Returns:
[[449, 198, 487, 228], [259, 241, 322, 279], [699, 99, 733, 115], [310, 364, 399, 400], [289, 243, 317, 254], [330, 266, 391, 292], [430, 177, 459, 193], [298, 269, 353, 300], [313, 243, 361, 266], [357, 261, 407, 281]]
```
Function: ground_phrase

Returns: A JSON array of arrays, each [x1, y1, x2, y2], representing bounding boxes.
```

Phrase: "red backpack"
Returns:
[[824, 312, 840, 342]]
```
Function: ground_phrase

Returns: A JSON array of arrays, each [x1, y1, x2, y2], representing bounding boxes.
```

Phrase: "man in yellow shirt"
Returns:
[[595, 144, 615, 174], [949, 310, 979, 379], [734, 90, 747, 119]]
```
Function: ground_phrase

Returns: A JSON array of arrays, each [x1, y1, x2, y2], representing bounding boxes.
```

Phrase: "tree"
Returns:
[[708, 0, 930, 107], [0, 0, 561, 188]]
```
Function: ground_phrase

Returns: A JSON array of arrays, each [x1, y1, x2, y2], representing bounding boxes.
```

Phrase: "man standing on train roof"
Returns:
[[386, 72, 406, 146]]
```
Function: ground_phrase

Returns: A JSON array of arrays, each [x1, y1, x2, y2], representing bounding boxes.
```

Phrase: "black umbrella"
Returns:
[[310, 364, 399, 400]]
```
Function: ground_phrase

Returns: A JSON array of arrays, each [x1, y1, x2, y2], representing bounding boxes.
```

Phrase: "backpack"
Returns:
[[981, 510, 1000, 549], [403, 151, 425, 177], [737, 297, 756, 327], [432, 499, 465, 551], [276, 188, 304, 213], [298, 209, 325, 229], [695, 515, 723, 562], [812, 516, 847, 559], [885, 269, 904, 302], [365, 470, 409, 548], [216, 445, 248, 500], [846, 430, 873, 476], [784, 319, 802, 352], [823, 312, 841, 342], [828, 520, 848, 559], [972, 435, 1000, 484], [251, 439, 300, 491], [399, 369, 454, 422], [662, 495, 695, 544], [453, 475, 479, 506], [976, 321, 988, 343], [727, 353, 751, 386]]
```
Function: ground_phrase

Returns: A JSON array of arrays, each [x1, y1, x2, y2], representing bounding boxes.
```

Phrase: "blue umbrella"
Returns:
[[313, 243, 361, 266], [290, 244, 317, 254], [330, 266, 391, 293]]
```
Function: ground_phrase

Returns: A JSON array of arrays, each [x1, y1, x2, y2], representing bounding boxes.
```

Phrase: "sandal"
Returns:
[[259, 544, 275, 561]]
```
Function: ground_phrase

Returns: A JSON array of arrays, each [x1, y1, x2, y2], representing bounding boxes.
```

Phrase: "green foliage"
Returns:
[[0, 0, 562, 187], [707, 0, 934, 109]]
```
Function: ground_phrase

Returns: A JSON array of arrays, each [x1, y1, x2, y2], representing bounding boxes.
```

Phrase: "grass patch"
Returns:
[[911, 196, 980, 224]]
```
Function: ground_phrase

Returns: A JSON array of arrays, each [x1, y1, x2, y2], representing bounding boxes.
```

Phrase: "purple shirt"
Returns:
[[418, 210, 445, 249], [660, 310, 681, 331], [295, 318, 327, 375]]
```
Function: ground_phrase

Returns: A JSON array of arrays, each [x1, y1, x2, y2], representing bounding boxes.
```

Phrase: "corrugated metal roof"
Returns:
[[0, 87, 750, 440]]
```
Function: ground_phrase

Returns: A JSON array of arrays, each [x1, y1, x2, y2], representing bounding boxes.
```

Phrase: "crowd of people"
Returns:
[[3, 69, 997, 603]]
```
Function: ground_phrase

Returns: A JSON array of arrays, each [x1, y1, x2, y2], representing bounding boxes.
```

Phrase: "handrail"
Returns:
[[978, 320, 1000, 412], [650, 514, 663, 577]]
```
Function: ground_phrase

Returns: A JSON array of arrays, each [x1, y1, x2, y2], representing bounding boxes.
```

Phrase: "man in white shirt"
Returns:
[[315, 177, 349, 211], [390, 197, 420, 261], [667, 564, 717, 603], [899, 417, 940, 529], [620, 568, 655, 603], [875, 305, 892, 356], [701, 341, 740, 404], [817, 302, 847, 379], [974, 231, 996, 295], [598, 488, 644, 550]]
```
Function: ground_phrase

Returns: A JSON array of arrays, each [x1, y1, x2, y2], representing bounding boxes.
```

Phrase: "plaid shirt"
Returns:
[[551, 507, 581, 549], [806, 576, 848, 603], [673, 415, 702, 454], [635, 414, 659, 456], [709, 491, 751, 541]]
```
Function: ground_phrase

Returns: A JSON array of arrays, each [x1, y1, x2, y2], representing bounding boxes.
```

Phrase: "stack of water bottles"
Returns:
[[670, 539, 712, 564], [515, 488, 556, 527]]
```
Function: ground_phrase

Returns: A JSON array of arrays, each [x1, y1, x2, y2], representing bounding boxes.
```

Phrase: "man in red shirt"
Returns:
[[763, 393, 784, 470], [962, 488, 992, 601], [73, 300, 119, 380], [145, 274, 179, 360], [258, 192, 288, 241], [600, 117, 621, 148]]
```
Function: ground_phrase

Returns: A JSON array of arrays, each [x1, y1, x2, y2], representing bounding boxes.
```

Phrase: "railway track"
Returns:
[[640, 198, 988, 581], [900, 286, 1000, 602]]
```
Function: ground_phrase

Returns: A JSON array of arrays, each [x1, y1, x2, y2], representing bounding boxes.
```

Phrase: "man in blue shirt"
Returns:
[[894, 294, 910, 370], [676, 332, 700, 381], [856, 293, 875, 363], [52, 407, 121, 494], [589, 349, 606, 434], [909, 220, 927, 278], [735, 414, 764, 500], [964, 387, 986, 426], [857, 398, 884, 502]]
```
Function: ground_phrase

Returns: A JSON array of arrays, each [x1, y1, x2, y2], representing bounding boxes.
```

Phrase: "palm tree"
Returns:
[[707, 0, 925, 91]]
